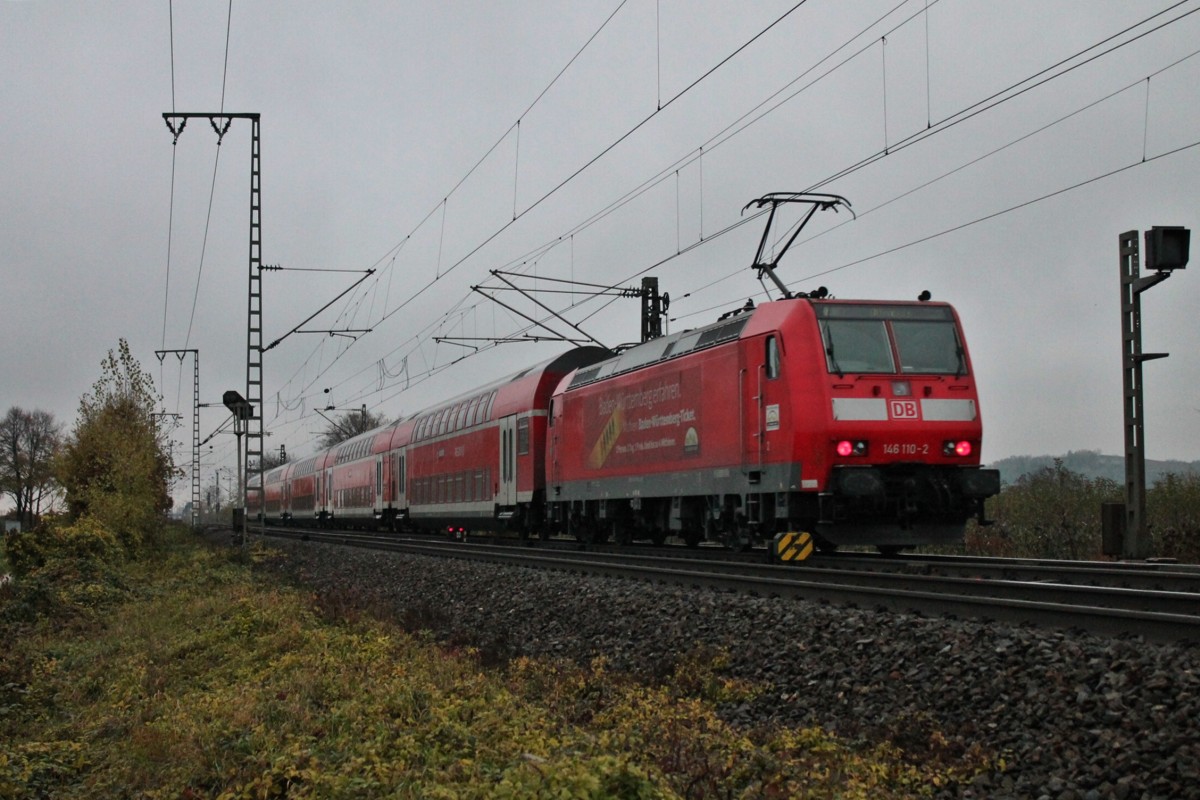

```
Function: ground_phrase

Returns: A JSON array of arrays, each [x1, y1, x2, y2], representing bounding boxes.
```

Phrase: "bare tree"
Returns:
[[317, 406, 390, 449], [0, 406, 63, 526]]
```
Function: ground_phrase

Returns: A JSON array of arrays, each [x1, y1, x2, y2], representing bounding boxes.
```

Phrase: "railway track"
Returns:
[[256, 527, 1200, 642]]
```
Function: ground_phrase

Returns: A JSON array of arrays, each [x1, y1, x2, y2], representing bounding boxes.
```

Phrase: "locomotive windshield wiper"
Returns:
[[824, 325, 845, 378], [955, 345, 966, 379]]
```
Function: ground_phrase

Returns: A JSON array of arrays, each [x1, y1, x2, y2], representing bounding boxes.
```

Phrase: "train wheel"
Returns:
[[720, 528, 751, 552], [573, 519, 595, 545], [877, 545, 904, 557], [682, 529, 702, 548], [814, 535, 838, 553], [650, 529, 666, 547]]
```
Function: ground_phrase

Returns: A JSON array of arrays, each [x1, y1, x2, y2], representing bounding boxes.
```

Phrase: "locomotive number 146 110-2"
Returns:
[[882, 443, 930, 456]]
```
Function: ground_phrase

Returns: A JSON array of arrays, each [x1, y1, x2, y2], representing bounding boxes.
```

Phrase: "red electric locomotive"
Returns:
[[545, 294, 999, 551]]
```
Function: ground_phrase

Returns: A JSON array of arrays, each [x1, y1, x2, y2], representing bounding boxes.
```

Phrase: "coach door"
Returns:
[[375, 455, 384, 512], [324, 467, 334, 517], [498, 414, 518, 508], [394, 451, 407, 509]]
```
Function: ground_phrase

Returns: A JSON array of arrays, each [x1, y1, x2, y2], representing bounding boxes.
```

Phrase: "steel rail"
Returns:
[[261, 528, 1200, 642]]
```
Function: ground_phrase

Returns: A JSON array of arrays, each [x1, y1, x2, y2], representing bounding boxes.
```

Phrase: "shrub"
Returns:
[[3, 516, 121, 579], [0, 517, 127, 626], [968, 461, 1121, 559], [1148, 472, 1200, 561], [54, 340, 175, 555]]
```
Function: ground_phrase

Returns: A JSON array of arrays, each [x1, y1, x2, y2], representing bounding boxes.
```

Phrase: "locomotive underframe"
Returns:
[[548, 461, 997, 548]]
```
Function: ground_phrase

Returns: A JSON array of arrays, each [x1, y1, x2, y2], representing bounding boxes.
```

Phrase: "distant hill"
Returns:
[[987, 450, 1200, 487]]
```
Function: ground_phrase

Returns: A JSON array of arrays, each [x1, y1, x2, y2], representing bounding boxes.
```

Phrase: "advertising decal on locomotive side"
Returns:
[[585, 368, 702, 469]]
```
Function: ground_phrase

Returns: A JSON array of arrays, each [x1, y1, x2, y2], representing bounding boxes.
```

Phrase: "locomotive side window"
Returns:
[[893, 320, 965, 374], [765, 336, 780, 379]]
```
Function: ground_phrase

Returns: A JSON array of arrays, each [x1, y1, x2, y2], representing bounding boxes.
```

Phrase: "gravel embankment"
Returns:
[[244, 534, 1200, 799]]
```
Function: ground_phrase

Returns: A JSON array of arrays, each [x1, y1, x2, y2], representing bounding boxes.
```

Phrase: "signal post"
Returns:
[[1114, 226, 1189, 559]]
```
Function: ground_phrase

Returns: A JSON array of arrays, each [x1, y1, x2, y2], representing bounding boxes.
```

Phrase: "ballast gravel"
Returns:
[[246, 535, 1200, 799]]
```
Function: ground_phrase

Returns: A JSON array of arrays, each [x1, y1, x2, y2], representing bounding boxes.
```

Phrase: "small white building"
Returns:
[[3, 519, 21, 534]]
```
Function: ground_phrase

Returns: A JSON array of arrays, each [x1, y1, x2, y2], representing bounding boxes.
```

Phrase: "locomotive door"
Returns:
[[498, 414, 518, 507], [760, 334, 783, 462], [740, 334, 782, 472], [739, 340, 762, 469]]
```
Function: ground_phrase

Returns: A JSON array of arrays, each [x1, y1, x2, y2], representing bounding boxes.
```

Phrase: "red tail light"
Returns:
[[943, 440, 972, 457], [836, 440, 868, 457]]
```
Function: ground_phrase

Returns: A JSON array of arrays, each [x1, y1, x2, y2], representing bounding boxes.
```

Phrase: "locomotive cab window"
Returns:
[[893, 321, 965, 375], [765, 336, 780, 379], [820, 319, 894, 374], [817, 304, 962, 376]]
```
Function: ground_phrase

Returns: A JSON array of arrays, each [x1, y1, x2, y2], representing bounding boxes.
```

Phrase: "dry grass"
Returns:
[[1, 529, 988, 798]]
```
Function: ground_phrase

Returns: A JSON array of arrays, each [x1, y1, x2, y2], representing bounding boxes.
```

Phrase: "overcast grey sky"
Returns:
[[2, 1, 1198, 510]]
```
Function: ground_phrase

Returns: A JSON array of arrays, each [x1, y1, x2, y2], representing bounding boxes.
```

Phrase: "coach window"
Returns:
[[765, 336, 780, 379], [517, 416, 530, 455], [483, 391, 497, 422]]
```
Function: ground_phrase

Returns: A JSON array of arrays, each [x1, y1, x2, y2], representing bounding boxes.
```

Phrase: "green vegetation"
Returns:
[[53, 339, 176, 553], [963, 461, 1200, 561]]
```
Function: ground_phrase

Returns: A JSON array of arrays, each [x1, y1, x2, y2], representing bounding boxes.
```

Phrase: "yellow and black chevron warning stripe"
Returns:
[[773, 531, 814, 562]]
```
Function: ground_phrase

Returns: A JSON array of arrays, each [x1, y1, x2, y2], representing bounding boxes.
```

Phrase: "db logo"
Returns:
[[889, 400, 919, 420]]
